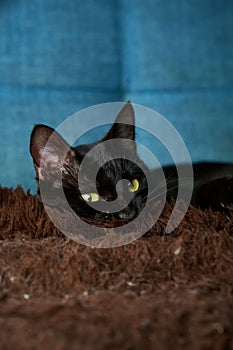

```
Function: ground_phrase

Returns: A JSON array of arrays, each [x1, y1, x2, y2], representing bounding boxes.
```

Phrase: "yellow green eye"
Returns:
[[128, 179, 139, 193], [81, 193, 100, 202]]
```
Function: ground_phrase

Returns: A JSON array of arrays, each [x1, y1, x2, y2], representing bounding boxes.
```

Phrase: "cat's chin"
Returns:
[[80, 213, 130, 228], [91, 205, 138, 221], [93, 212, 113, 221]]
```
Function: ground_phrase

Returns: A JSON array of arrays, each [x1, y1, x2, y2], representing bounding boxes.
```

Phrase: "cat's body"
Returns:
[[30, 102, 233, 223], [152, 162, 233, 210]]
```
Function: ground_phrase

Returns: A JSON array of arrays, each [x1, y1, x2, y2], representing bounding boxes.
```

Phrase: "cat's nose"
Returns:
[[118, 207, 136, 220]]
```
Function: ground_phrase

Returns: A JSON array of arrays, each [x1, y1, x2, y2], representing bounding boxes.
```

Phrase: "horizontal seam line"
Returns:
[[0, 84, 232, 94]]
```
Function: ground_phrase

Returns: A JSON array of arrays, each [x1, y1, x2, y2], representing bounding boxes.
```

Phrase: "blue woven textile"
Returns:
[[0, 0, 232, 191]]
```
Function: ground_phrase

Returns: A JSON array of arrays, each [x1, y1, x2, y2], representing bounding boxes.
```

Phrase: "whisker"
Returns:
[[146, 176, 192, 200], [146, 177, 193, 203], [147, 189, 169, 203]]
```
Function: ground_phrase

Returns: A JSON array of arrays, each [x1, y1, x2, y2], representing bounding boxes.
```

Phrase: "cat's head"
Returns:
[[30, 102, 148, 221]]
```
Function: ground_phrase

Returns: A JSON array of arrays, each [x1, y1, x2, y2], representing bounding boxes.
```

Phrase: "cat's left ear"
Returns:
[[30, 125, 75, 181], [103, 102, 136, 142]]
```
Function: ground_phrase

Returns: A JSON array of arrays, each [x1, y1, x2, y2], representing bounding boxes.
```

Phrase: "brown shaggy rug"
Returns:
[[0, 186, 232, 349]]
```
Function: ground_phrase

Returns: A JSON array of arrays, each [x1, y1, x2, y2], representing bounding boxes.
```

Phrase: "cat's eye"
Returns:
[[81, 193, 100, 202], [128, 179, 139, 193]]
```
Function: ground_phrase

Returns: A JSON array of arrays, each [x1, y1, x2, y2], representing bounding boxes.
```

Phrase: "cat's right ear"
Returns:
[[30, 125, 75, 181], [103, 102, 135, 141]]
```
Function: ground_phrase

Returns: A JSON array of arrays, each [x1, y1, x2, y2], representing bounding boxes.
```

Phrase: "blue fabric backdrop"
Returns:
[[0, 0, 232, 191]]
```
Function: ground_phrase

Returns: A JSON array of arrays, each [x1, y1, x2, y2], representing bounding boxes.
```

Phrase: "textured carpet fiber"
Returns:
[[0, 187, 232, 349]]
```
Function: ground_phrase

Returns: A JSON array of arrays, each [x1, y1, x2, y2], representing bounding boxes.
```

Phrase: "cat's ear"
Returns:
[[30, 124, 75, 181], [103, 102, 135, 141]]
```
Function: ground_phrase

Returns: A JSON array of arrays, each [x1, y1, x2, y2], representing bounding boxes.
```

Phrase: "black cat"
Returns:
[[30, 102, 233, 222]]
